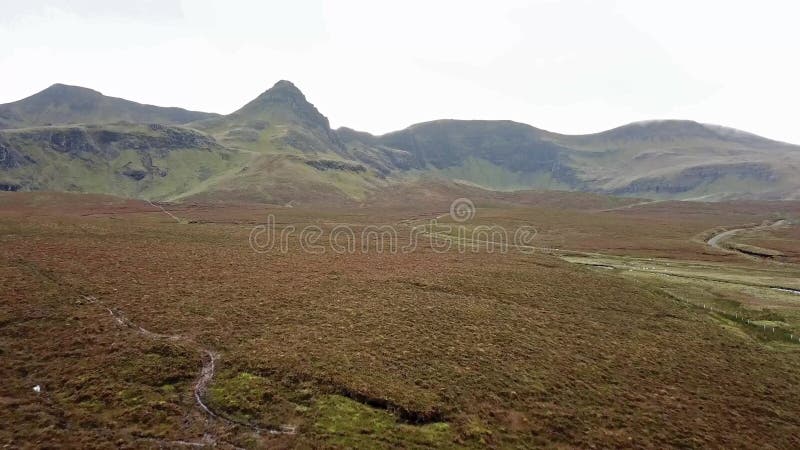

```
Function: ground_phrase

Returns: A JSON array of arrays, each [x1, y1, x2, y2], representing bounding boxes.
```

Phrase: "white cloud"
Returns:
[[0, 0, 798, 143]]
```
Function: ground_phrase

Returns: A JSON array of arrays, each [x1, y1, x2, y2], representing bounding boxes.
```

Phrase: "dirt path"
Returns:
[[598, 199, 665, 212], [706, 219, 789, 251], [404, 213, 800, 293], [105, 307, 297, 437], [707, 228, 743, 248]]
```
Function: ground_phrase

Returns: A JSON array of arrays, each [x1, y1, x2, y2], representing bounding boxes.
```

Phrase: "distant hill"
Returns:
[[547, 120, 800, 199], [0, 84, 217, 129], [359, 120, 579, 190], [558, 120, 781, 147], [1, 81, 799, 202], [339, 119, 800, 200]]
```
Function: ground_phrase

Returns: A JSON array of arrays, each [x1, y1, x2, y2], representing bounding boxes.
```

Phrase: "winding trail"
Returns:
[[707, 228, 744, 249], [403, 214, 800, 294], [706, 219, 789, 252], [105, 307, 297, 437]]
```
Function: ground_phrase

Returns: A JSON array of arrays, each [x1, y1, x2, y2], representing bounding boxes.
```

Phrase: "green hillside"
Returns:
[[1, 81, 799, 203], [0, 123, 241, 199], [341, 119, 800, 200]]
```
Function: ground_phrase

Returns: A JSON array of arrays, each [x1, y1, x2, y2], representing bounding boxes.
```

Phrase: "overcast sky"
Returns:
[[1, 0, 799, 142]]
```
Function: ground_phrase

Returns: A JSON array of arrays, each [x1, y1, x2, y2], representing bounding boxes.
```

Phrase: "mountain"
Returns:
[[1, 81, 799, 202], [559, 120, 779, 147], [176, 80, 384, 203], [0, 81, 383, 202], [189, 80, 344, 154], [547, 120, 800, 199], [0, 122, 240, 198], [0, 84, 218, 129], [339, 119, 800, 200], [357, 120, 580, 190]]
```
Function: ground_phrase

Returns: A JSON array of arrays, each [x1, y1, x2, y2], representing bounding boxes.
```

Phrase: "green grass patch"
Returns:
[[310, 395, 454, 449], [206, 372, 276, 423]]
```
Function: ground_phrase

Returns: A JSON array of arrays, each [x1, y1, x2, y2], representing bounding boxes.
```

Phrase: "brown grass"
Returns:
[[1, 192, 800, 448]]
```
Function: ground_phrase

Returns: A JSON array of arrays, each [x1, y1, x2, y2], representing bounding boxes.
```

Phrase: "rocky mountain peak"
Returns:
[[232, 80, 332, 131]]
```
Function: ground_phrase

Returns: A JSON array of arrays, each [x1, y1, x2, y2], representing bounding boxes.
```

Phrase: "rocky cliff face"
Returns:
[[0, 137, 36, 171], [3, 124, 218, 157], [305, 159, 366, 173], [0, 123, 236, 199], [609, 162, 779, 196]]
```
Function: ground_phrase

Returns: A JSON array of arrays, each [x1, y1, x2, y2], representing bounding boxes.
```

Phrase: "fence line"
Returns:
[[697, 301, 800, 344]]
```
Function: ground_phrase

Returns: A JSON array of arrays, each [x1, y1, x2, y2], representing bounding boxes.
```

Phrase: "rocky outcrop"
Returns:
[[0, 183, 21, 191], [0, 124, 225, 192], [611, 163, 778, 195], [0, 138, 36, 169], [4, 124, 219, 159], [305, 159, 366, 173]]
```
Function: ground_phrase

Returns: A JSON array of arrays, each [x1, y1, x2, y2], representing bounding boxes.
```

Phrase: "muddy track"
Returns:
[[105, 307, 297, 437]]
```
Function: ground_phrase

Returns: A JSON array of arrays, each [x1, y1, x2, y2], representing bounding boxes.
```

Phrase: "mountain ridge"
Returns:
[[1, 81, 799, 202], [0, 83, 218, 129], [3, 82, 795, 146]]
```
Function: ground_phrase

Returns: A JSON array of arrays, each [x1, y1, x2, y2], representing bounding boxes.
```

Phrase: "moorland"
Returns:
[[2, 191, 799, 448]]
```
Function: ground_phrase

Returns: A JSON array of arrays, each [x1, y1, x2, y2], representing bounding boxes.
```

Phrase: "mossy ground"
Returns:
[[306, 395, 454, 448]]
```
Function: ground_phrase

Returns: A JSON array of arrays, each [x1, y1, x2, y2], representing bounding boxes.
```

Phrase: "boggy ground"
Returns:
[[1, 192, 800, 448]]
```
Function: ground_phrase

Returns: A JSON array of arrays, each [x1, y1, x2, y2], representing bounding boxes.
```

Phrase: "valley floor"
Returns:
[[1, 192, 800, 448]]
